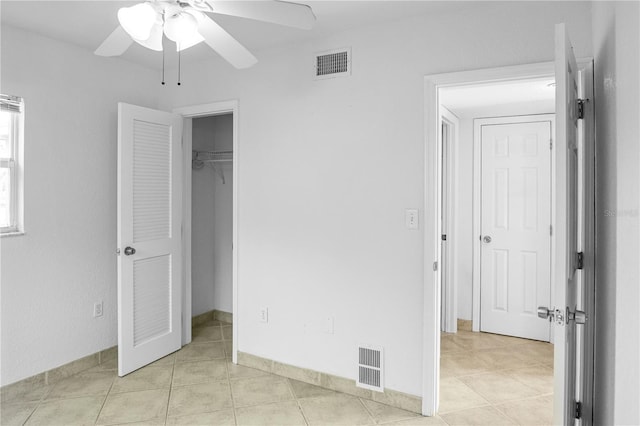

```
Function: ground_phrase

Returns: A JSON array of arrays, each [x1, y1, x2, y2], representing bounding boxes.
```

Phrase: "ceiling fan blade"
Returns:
[[196, 14, 258, 69], [207, 0, 315, 30], [94, 26, 133, 57]]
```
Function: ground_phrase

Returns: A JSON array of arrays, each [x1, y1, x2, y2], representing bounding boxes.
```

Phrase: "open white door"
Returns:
[[117, 103, 183, 376], [547, 23, 584, 424]]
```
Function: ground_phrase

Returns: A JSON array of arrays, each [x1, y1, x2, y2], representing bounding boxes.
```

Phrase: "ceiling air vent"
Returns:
[[357, 345, 384, 392], [314, 48, 351, 80]]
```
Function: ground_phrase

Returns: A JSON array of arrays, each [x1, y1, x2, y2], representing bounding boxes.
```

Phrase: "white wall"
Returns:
[[452, 117, 474, 320], [445, 105, 555, 321], [163, 2, 593, 396], [0, 26, 161, 386], [591, 2, 640, 425], [191, 114, 233, 316]]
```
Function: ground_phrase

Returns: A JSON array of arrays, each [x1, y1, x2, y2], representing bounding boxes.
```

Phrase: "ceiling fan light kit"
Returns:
[[117, 3, 157, 41], [96, 0, 316, 81], [163, 10, 201, 45]]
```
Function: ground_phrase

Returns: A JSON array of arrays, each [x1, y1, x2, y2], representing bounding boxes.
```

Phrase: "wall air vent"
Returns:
[[356, 345, 384, 392], [314, 48, 351, 80]]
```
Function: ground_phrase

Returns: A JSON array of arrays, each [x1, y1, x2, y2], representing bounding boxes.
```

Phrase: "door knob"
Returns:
[[537, 306, 552, 320], [483, 235, 492, 243], [124, 246, 136, 256], [538, 306, 565, 325], [568, 309, 587, 325]]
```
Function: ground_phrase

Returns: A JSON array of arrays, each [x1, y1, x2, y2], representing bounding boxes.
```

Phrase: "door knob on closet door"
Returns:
[[124, 246, 136, 256], [483, 236, 492, 243]]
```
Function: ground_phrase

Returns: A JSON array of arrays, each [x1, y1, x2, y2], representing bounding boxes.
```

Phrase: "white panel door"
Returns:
[[480, 119, 552, 341], [553, 23, 582, 425], [117, 103, 182, 376]]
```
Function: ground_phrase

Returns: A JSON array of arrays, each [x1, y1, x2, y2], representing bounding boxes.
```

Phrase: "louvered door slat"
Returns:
[[133, 120, 172, 243]]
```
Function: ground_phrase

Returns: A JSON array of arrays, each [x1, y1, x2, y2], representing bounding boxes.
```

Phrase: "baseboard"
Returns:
[[0, 346, 117, 404], [191, 310, 215, 327], [2, 309, 233, 403], [237, 351, 422, 414], [213, 310, 232, 324], [457, 319, 472, 332], [192, 309, 233, 327]]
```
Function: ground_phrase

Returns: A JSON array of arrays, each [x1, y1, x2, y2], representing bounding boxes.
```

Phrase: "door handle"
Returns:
[[537, 306, 553, 320], [124, 246, 136, 256], [538, 306, 567, 325], [567, 308, 587, 325], [483, 235, 492, 243]]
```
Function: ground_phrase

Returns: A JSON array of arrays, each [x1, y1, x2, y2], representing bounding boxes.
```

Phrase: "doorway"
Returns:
[[175, 100, 239, 364], [422, 57, 595, 422], [437, 79, 557, 421], [191, 113, 234, 322]]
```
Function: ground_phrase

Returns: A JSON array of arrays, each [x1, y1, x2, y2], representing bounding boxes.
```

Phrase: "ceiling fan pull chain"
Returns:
[[161, 40, 166, 85], [177, 46, 182, 86]]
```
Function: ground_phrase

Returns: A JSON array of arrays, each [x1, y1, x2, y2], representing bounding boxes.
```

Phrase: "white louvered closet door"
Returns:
[[117, 103, 182, 376]]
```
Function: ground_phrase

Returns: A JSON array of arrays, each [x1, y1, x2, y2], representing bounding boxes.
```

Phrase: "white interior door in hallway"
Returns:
[[479, 116, 553, 342]]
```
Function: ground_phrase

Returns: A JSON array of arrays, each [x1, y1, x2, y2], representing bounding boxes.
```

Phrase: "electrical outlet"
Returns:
[[405, 209, 419, 229], [259, 307, 268, 323], [325, 316, 334, 334], [93, 301, 103, 318]]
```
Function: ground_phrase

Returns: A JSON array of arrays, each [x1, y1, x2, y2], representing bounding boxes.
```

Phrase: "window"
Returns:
[[0, 94, 24, 235]]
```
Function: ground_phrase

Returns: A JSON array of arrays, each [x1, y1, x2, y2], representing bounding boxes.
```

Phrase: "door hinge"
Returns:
[[577, 99, 588, 120], [576, 252, 584, 270], [433, 261, 438, 271], [575, 401, 582, 419], [441, 234, 447, 241], [549, 140, 553, 150]]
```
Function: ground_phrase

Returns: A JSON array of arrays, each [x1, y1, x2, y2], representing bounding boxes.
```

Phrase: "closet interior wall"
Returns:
[[191, 114, 234, 316]]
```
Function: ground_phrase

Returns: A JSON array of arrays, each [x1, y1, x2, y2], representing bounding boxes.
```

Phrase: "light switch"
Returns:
[[405, 209, 419, 229]]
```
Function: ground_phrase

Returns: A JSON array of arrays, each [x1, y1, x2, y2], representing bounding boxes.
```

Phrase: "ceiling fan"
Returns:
[[95, 0, 316, 69]]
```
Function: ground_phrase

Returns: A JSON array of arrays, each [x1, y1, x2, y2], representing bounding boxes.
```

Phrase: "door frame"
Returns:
[[472, 114, 556, 339], [422, 60, 595, 418], [173, 100, 239, 364], [440, 107, 459, 334]]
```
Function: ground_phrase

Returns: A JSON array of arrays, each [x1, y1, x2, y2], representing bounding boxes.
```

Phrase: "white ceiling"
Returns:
[[1, 1, 474, 69], [440, 78, 556, 116]]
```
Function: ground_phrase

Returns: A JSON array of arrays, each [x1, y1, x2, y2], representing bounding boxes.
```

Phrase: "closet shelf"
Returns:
[[192, 150, 232, 184], [193, 150, 233, 163]]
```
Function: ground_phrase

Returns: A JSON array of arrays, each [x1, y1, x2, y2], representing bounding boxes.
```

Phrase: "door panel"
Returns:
[[118, 103, 182, 376], [553, 23, 581, 425], [480, 120, 552, 341]]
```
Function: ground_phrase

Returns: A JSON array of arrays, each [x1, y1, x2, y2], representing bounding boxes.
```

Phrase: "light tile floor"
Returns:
[[439, 329, 554, 425], [1, 320, 439, 426], [1, 319, 553, 425]]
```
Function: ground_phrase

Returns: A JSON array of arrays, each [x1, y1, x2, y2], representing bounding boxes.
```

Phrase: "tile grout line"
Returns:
[[218, 322, 239, 426], [491, 403, 524, 425], [438, 376, 495, 416], [284, 377, 310, 426], [356, 396, 379, 424], [356, 396, 379, 425], [162, 358, 177, 424], [224, 339, 240, 426], [19, 399, 40, 426], [93, 373, 116, 425]]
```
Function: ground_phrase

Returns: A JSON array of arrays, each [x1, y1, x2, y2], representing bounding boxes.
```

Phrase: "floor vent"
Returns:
[[357, 345, 384, 392], [314, 48, 351, 80]]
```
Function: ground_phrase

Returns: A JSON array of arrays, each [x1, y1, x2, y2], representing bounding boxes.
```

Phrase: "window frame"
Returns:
[[0, 96, 24, 236]]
